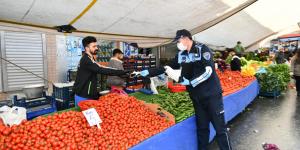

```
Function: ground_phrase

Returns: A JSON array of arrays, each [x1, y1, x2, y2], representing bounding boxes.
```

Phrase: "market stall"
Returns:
[[131, 79, 259, 150], [0, 70, 259, 150], [270, 34, 300, 53]]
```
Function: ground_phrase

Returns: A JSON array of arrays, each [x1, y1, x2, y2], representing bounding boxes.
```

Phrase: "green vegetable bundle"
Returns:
[[150, 89, 194, 123], [255, 64, 290, 93], [240, 57, 248, 66], [225, 55, 233, 64], [214, 51, 222, 60], [131, 87, 194, 123], [255, 71, 285, 92], [245, 52, 260, 61], [268, 64, 290, 84]]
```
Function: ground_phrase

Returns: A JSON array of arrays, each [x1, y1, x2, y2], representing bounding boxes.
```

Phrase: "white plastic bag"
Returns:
[[0, 106, 27, 126], [164, 66, 181, 82], [150, 74, 168, 94]]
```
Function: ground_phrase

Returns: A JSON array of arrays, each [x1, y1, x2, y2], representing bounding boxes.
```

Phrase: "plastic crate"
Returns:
[[170, 87, 186, 93], [0, 100, 12, 107], [67, 69, 77, 82], [13, 93, 50, 108], [13, 95, 57, 120], [167, 81, 174, 88], [53, 83, 74, 111], [27, 105, 56, 119], [168, 82, 186, 93], [55, 100, 74, 111]]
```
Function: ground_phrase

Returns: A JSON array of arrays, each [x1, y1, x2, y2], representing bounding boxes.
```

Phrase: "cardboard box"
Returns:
[[140, 100, 175, 124]]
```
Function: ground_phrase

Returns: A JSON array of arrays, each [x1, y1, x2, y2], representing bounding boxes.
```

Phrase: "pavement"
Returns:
[[209, 88, 300, 150]]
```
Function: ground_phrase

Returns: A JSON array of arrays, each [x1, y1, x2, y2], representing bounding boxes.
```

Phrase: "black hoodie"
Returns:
[[73, 54, 126, 99]]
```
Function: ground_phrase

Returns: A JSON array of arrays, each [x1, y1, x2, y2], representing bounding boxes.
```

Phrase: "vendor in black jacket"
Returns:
[[139, 30, 232, 150], [73, 36, 128, 105]]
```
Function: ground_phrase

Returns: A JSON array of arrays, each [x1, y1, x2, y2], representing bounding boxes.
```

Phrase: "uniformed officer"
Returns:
[[140, 29, 232, 150]]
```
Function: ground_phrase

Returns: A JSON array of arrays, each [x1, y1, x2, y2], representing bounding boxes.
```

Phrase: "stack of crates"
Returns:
[[52, 82, 75, 111]]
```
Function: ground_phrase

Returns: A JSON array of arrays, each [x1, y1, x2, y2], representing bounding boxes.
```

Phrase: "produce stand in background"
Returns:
[[123, 56, 156, 91], [40, 78, 259, 150], [240, 56, 290, 98], [130, 79, 259, 150], [1, 67, 259, 149]]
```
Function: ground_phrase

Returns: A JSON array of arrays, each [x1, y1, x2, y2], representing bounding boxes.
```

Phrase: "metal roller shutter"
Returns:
[[2, 31, 46, 91]]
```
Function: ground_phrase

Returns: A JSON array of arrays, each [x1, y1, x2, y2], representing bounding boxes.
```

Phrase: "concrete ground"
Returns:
[[209, 88, 300, 150]]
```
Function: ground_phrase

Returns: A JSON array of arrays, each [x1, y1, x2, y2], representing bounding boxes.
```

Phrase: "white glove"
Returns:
[[164, 66, 181, 82]]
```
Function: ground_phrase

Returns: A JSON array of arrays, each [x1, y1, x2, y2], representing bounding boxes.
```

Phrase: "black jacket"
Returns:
[[148, 42, 222, 98], [73, 54, 126, 99], [230, 56, 241, 71]]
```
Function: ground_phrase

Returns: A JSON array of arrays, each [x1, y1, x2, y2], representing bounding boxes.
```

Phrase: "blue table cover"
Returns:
[[131, 80, 259, 150]]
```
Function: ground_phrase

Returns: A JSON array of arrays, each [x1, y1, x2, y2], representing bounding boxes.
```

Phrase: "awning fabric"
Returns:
[[0, 0, 299, 48], [193, 0, 300, 50]]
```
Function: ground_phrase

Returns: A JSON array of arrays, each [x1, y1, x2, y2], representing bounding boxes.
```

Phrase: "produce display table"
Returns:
[[130, 79, 259, 150]]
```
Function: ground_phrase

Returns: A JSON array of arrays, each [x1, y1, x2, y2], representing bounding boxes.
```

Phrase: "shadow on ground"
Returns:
[[209, 89, 300, 150]]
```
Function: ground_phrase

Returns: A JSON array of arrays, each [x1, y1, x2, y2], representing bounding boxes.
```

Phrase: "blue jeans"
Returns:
[[75, 95, 88, 106]]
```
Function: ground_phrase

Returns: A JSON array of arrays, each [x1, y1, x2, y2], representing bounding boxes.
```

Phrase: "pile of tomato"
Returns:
[[0, 94, 173, 150], [217, 70, 256, 96], [81, 94, 174, 148]]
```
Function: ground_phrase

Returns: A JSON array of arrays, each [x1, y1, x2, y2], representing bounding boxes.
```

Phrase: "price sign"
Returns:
[[82, 108, 102, 129]]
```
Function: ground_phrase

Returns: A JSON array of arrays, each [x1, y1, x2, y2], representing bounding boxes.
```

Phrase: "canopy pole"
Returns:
[[190, 0, 258, 35], [69, 0, 98, 25], [245, 32, 277, 50]]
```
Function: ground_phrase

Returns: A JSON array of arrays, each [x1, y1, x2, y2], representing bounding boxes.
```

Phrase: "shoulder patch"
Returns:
[[203, 52, 211, 60]]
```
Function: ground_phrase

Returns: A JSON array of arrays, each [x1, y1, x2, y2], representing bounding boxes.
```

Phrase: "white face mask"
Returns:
[[177, 42, 187, 51]]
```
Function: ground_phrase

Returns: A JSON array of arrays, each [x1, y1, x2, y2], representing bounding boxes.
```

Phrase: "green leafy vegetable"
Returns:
[[255, 64, 290, 92]]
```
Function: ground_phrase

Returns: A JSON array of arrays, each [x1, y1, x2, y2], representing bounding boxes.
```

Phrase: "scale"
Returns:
[[12, 87, 57, 120], [0, 56, 58, 120]]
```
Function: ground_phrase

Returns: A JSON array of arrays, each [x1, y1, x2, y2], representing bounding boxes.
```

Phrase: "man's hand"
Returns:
[[179, 77, 190, 86], [140, 70, 149, 77]]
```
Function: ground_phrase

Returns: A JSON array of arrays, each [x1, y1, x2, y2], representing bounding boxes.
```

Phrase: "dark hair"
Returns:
[[82, 36, 97, 48], [113, 48, 123, 56], [180, 35, 192, 41], [237, 41, 241, 44]]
